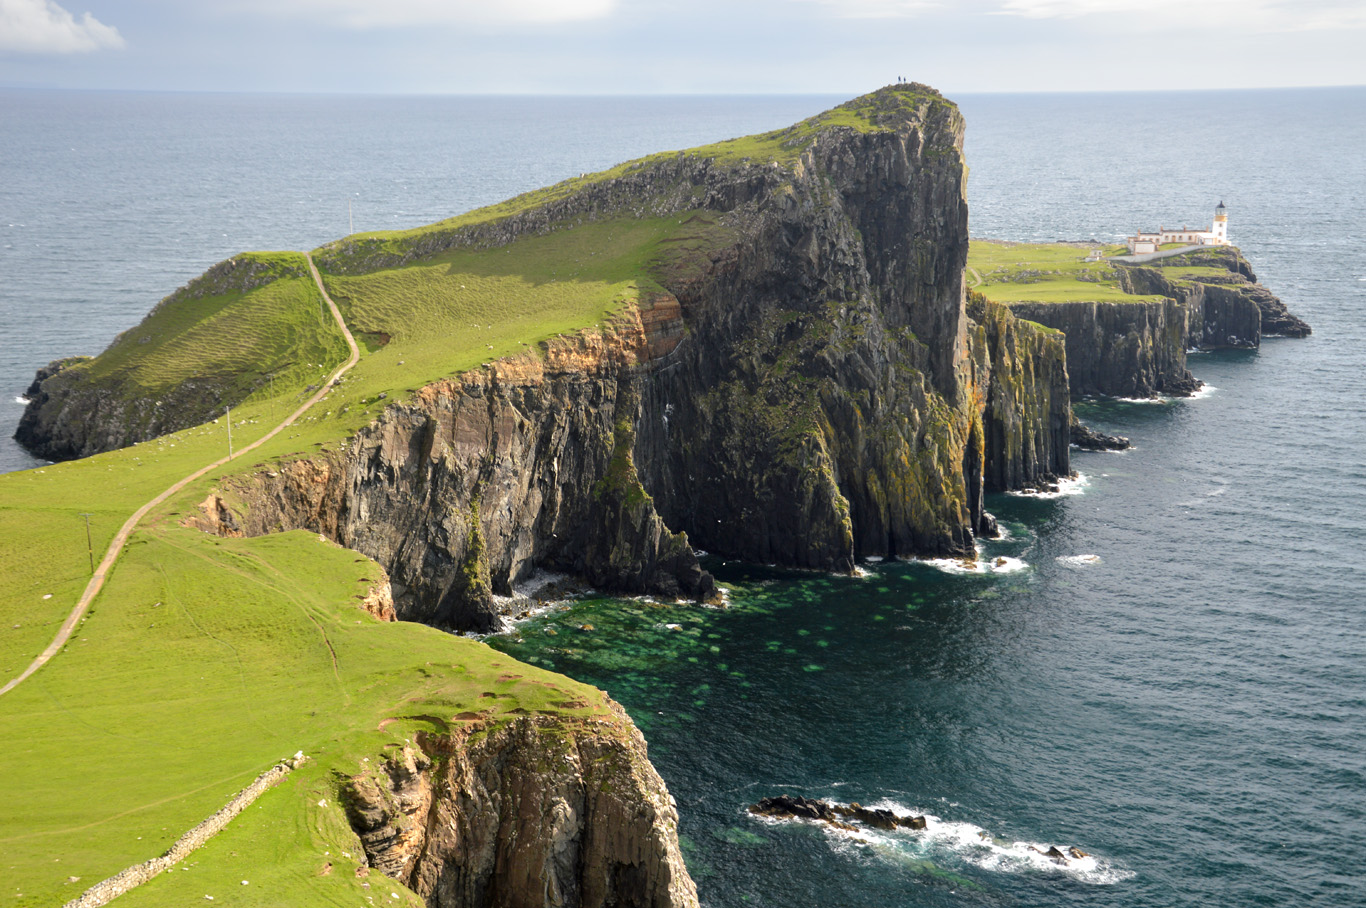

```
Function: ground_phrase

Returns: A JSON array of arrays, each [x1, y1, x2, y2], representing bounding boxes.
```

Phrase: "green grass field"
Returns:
[[0, 447, 612, 906], [968, 240, 1165, 304], [42, 253, 351, 434]]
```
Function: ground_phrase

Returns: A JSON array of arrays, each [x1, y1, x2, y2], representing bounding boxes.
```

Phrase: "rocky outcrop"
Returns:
[[1070, 417, 1130, 451], [340, 707, 697, 908], [994, 246, 1309, 400], [750, 795, 927, 833], [1135, 245, 1310, 338]]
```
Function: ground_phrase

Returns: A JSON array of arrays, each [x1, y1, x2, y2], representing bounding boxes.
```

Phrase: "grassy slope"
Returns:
[[0, 220, 677, 907], [968, 240, 1165, 304], [321, 215, 711, 404], [1, 86, 937, 904], [50, 252, 350, 421]]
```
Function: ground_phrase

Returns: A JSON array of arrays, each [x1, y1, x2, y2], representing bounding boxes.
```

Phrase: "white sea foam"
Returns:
[[1115, 395, 1168, 404], [14, 396, 29, 405], [923, 554, 1029, 575], [1056, 554, 1101, 567], [768, 798, 1132, 886], [1187, 384, 1217, 399], [1006, 473, 1089, 499], [483, 570, 575, 633]]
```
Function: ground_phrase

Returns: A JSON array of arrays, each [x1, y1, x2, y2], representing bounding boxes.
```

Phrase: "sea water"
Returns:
[[4, 87, 1364, 906]]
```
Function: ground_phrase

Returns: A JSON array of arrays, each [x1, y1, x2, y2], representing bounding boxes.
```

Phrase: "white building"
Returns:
[[1126, 202, 1228, 254]]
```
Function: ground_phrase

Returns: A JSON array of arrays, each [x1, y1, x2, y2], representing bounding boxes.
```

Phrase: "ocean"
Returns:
[[4, 87, 1364, 907]]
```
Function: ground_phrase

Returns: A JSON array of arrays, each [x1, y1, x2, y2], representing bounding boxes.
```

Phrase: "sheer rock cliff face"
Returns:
[[341, 708, 698, 908], [633, 96, 985, 567], [967, 298, 1071, 493]]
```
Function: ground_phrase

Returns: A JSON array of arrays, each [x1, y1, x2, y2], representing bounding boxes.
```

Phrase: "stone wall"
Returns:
[[62, 755, 304, 908]]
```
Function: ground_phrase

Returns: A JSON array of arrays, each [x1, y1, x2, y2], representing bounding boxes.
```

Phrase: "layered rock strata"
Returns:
[[200, 300, 712, 632], [341, 707, 697, 908]]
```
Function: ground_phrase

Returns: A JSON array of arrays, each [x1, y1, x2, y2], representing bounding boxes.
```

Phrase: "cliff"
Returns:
[[967, 295, 1071, 493], [1119, 245, 1310, 339], [1002, 297, 1198, 398], [193, 301, 713, 632], [31, 85, 1072, 632], [342, 706, 697, 908]]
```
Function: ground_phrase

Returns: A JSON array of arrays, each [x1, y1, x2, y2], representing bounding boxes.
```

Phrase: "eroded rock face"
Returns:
[[341, 708, 698, 908], [999, 247, 1310, 400], [967, 297, 1072, 493], [208, 301, 712, 632]]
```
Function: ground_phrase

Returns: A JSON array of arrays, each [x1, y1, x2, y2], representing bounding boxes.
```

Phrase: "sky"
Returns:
[[1, 0, 1364, 94]]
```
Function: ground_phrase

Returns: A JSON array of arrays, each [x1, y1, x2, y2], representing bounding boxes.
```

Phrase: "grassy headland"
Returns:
[[968, 240, 1164, 304], [1, 84, 943, 905]]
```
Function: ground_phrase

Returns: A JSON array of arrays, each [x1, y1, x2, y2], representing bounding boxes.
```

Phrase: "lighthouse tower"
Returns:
[[1212, 201, 1228, 244]]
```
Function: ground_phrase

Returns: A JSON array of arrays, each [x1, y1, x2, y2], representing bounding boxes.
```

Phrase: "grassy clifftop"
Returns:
[[968, 240, 1165, 304]]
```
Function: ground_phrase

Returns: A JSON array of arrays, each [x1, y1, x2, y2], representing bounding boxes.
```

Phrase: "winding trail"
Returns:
[[0, 253, 358, 698]]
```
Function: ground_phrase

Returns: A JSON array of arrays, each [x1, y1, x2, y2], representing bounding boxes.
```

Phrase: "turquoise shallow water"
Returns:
[[6, 87, 1365, 906]]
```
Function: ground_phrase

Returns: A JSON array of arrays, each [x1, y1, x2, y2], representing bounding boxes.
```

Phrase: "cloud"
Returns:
[[994, 0, 1366, 30], [798, 0, 938, 17], [255, 0, 617, 28], [0, 0, 124, 52]]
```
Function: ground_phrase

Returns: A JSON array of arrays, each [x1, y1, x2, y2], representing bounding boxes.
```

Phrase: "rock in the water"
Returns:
[[749, 796, 927, 835], [1070, 418, 1131, 451]]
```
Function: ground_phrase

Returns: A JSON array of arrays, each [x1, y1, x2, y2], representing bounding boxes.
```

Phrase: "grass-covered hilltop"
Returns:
[[3, 82, 1309, 908]]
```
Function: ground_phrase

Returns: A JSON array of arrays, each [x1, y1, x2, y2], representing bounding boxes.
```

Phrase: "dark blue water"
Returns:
[[6, 88, 1365, 906]]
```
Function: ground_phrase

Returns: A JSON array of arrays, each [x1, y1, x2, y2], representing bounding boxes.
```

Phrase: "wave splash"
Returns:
[[1006, 473, 1089, 499], [758, 797, 1133, 886]]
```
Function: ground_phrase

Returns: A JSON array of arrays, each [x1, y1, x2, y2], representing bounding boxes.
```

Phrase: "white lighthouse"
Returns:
[[1126, 202, 1232, 254]]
